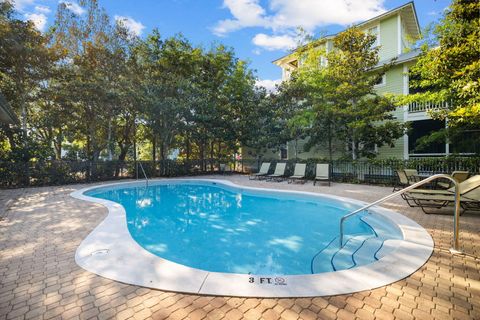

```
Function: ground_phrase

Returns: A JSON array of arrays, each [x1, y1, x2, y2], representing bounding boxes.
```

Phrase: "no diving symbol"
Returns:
[[274, 277, 286, 285]]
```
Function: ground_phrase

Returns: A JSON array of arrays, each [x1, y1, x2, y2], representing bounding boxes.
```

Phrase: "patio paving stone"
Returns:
[[1, 175, 479, 319]]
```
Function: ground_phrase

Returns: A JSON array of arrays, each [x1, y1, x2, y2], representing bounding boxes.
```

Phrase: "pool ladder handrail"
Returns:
[[137, 161, 149, 187], [339, 174, 461, 252]]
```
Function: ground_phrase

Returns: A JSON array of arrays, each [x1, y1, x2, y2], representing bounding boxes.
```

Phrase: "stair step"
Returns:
[[311, 242, 338, 274], [331, 235, 371, 271], [353, 238, 383, 266]]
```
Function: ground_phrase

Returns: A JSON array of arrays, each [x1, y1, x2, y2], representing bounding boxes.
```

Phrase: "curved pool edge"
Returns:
[[70, 178, 434, 298]]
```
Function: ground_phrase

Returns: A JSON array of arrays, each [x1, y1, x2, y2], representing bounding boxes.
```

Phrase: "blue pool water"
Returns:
[[85, 181, 402, 275]]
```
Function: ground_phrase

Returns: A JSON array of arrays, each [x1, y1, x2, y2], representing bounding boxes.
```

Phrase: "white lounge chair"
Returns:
[[287, 163, 306, 184], [249, 162, 270, 180], [314, 163, 330, 186], [266, 163, 287, 181]]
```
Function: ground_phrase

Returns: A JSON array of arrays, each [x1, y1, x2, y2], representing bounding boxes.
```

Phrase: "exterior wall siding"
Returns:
[[374, 64, 406, 159], [287, 139, 345, 160], [377, 15, 399, 61], [242, 146, 280, 160]]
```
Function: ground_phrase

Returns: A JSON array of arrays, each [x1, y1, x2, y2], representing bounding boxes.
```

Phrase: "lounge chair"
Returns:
[[407, 174, 480, 195], [249, 162, 270, 180], [404, 169, 423, 183], [314, 163, 330, 186], [266, 163, 287, 181], [404, 175, 480, 213], [393, 170, 411, 192], [287, 163, 306, 184], [437, 171, 469, 189]]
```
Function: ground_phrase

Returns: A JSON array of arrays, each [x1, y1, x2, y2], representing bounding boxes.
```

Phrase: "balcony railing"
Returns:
[[408, 101, 449, 113]]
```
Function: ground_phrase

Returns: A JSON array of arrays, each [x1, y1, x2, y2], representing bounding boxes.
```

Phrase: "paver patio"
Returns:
[[1, 175, 479, 320]]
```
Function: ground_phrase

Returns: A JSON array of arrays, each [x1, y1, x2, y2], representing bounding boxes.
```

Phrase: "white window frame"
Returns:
[[374, 74, 386, 88], [279, 144, 288, 160]]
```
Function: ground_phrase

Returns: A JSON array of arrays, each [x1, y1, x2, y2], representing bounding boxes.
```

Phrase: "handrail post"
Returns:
[[452, 178, 461, 252], [339, 173, 461, 253]]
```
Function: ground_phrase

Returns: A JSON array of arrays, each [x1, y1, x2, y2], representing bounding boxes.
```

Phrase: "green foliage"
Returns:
[[0, 0, 265, 172], [405, 0, 480, 126], [288, 27, 406, 160], [0, 1, 57, 140]]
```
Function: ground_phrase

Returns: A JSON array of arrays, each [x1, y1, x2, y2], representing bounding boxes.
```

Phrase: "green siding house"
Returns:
[[264, 2, 452, 160]]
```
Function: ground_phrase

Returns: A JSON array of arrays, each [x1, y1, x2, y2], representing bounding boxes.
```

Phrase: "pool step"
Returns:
[[311, 213, 402, 273], [331, 235, 371, 271], [376, 239, 403, 260], [353, 238, 384, 266], [310, 239, 340, 273]]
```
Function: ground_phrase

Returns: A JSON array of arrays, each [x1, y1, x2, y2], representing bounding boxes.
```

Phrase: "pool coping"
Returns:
[[71, 178, 434, 298]]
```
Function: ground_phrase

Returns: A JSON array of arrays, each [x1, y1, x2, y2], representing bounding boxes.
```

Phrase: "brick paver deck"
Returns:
[[1, 176, 479, 320]]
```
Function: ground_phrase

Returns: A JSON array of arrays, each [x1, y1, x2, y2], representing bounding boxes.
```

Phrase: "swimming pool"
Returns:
[[73, 179, 433, 297]]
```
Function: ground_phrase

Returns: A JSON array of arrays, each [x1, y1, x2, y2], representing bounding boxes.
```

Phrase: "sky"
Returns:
[[11, 0, 450, 91]]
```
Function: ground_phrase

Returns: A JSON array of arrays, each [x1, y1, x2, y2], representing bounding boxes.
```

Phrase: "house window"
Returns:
[[450, 127, 480, 154], [280, 145, 288, 160], [368, 25, 380, 47], [374, 74, 386, 87], [320, 56, 328, 67], [408, 119, 446, 154]]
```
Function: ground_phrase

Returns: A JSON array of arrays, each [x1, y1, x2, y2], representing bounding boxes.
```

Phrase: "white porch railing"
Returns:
[[408, 101, 449, 113]]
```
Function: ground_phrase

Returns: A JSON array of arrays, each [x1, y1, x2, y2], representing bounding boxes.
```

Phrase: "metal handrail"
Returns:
[[137, 161, 149, 187], [339, 174, 461, 252]]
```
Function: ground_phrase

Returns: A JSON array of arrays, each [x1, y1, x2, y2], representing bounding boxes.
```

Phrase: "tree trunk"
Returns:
[[351, 139, 357, 160], [152, 134, 156, 161], [199, 139, 206, 171], [118, 147, 128, 161], [328, 122, 333, 162], [294, 139, 298, 159], [210, 140, 214, 172], [186, 135, 190, 161], [54, 129, 63, 160], [107, 119, 113, 160]]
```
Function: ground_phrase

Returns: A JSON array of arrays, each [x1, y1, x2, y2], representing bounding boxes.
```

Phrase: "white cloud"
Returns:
[[12, 0, 36, 11], [59, 1, 85, 15], [34, 5, 51, 13], [214, 0, 387, 50], [266, 0, 386, 31], [252, 33, 296, 51], [213, 0, 266, 35], [114, 15, 145, 36], [256, 79, 281, 92], [24, 12, 47, 31], [215, 0, 386, 34]]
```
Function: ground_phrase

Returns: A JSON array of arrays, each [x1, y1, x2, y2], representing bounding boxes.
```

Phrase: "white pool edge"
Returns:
[[71, 178, 434, 298]]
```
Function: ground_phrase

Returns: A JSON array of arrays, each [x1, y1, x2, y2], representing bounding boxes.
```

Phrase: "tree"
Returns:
[[134, 31, 197, 161], [51, 0, 120, 161], [401, 0, 480, 153], [407, 0, 479, 125], [0, 0, 263, 168], [0, 1, 56, 141], [294, 27, 406, 160]]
